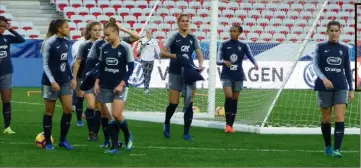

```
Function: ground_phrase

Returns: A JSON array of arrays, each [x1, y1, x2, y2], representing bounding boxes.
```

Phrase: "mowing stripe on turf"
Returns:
[[0, 141, 359, 153]]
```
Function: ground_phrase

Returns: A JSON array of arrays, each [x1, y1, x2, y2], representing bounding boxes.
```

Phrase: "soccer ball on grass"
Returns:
[[35, 132, 54, 148]]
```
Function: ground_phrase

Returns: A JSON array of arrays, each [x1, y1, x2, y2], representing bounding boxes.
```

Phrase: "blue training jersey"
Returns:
[[76, 40, 93, 78], [0, 29, 25, 76], [313, 41, 353, 91], [217, 39, 256, 81], [41, 35, 73, 85], [164, 32, 200, 75], [97, 41, 134, 90]]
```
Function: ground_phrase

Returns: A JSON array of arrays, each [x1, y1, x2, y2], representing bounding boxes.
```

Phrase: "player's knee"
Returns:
[[321, 117, 331, 124], [334, 114, 344, 122], [87, 103, 95, 110], [112, 112, 122, 121], [44, 107, 55, 115], [63, 105, 73, 114]]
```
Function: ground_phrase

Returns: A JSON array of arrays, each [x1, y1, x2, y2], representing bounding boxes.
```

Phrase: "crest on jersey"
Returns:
[[190, 40, 193, 45], [118, 52, 122, 57], [65, 44, 68, 49], [230, 54, 238, 63], [238, 46, 242, 51], [339, 50, 343, 56], [3, 38, 7, 43]]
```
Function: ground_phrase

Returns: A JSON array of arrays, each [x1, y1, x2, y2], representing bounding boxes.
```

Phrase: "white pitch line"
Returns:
[[0, 141, 359, 153], [12, 101, 62, 107]]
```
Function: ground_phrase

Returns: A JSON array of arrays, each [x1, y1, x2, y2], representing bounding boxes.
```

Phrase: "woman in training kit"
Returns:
[[136, 29, 160, 95], [217, 25, 258, 133], [313, 20, 354, 158], [41, 19, 76, 150], [160, 14, 204, 140], [72, 21, 102, 141], [71, 30, 86, 126], [85, 17, 139, 149], [94, 20, 135, 154], [0, 16, 25, 134]]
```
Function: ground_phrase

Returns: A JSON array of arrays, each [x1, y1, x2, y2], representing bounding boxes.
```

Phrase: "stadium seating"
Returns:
[[50, 0, 355, 43], [0, 5, 40, 39]]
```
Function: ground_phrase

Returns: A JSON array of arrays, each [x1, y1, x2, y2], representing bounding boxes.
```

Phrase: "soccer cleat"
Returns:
[[100, 140, 111, 148], [118, 141, 124, 148], [3, 127, 15, 134], [76, 121, 84, 127], [58, 140, 73, 150], [125, 133, 133, 151], [182, 134, 193, 141], [45, 143, 55, 150], [144, 89, 150, 95], [163, 124, 170, 138], [324, 146, 333, 156], [104, 148, 120, 154], [332, 149, 342, 158], [224, 125, 235, 133]]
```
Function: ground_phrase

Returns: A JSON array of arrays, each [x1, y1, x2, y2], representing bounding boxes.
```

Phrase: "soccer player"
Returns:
[[85, 17, 139, 148], [72, 21, 102, 140], [0, 16, 25, 134], [313, 20, 354, 158], [160, 14, 205, 140], [217, 25, 259, 133], [41, 19, 76, 150], [94, 20, 134, 154], [71, 30, 86, 127], [136, 29, 160, 95]]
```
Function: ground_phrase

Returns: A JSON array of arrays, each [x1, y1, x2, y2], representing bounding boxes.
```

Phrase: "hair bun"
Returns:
[[109, 17, 116, 23]]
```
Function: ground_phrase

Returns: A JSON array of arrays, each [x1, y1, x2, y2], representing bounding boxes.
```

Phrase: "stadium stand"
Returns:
[[49, 0, 355, 44], [0, 0, 61, 39]]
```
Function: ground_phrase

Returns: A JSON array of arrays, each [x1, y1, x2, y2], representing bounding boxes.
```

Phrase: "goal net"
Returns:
[[122, 0, 360, 134]]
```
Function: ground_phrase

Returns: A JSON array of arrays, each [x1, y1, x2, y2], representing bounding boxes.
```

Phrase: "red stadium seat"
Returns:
[[77, 7, 89, 17], [98, 0, 110, 9], [130, 8, 142, 18], [56, 0, 68, 12], [63, 7, 76, 19], [124, 15, 136, 27], [123, 1, 135, 9], [70, 30, 82, 40], [103, 8, 115, 17], [97, 15, 109, 25], [71, 15, 83, 24], [247, 33, 259, 42], [89, 7, 102, 17], [0, 5, 6, 14], [110, 1, 122, 11], [273, 33, 286, 43], [84, 0, 96, 10], [135, 1, 148, 9], [27, 30, 40, 39], [162, 1, 175, 9], [9, 21, 19, 30], [68, 22, 77, 31], [175, 1, 188, 10], [252, 26, 263, 35], [260, 33, 272, 42], [118, 8, 130, 17], [70, 0, 82, 9]]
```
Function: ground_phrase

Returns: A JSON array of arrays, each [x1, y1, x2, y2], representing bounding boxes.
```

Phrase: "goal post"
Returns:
[[124, 0, 360, 135]]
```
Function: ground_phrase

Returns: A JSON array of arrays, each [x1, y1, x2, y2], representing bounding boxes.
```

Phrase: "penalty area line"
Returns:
[[0, 141, 359, 154]]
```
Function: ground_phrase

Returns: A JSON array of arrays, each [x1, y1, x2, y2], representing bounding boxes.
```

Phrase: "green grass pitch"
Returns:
[[0, 87, 359, 167]]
